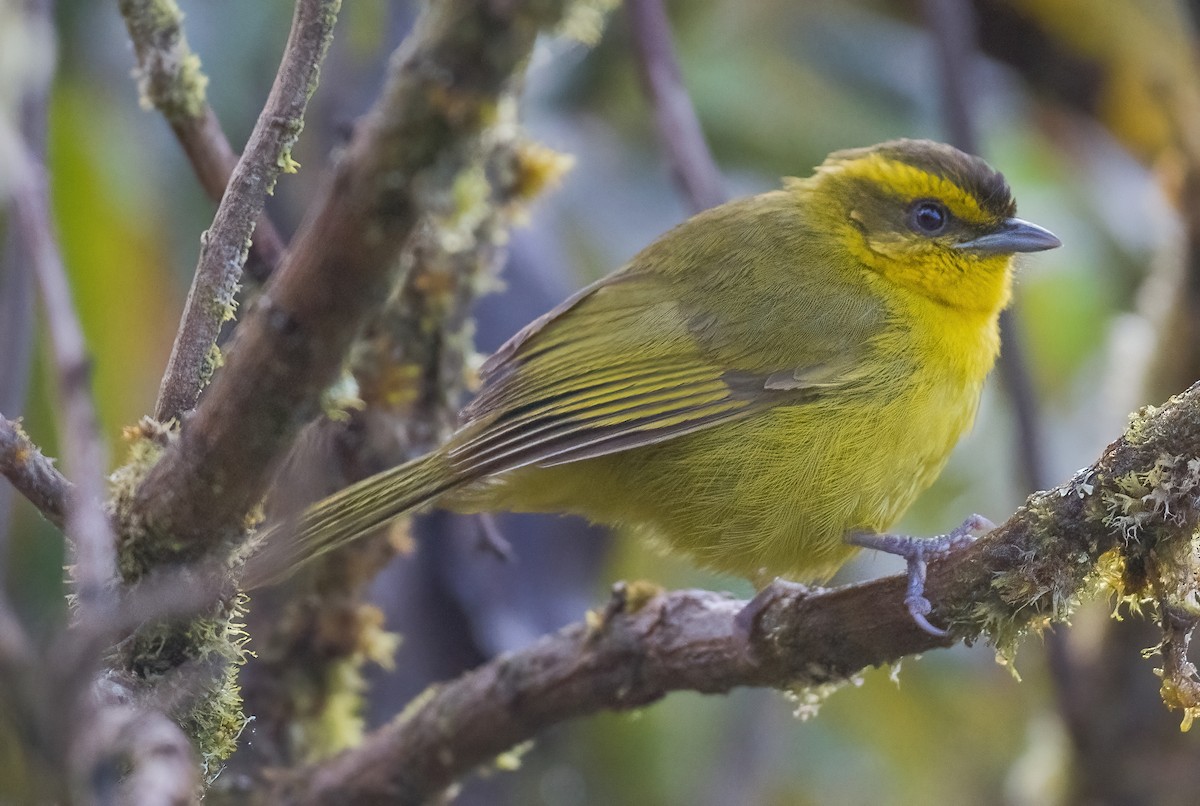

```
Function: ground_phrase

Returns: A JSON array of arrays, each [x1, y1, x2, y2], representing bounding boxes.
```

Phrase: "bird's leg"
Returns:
[[847, 514, 995, 637], [734, 578, 813, 640]]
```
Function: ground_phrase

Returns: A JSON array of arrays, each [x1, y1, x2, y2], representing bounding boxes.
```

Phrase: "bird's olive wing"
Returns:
[[448, 267, 886, 474]]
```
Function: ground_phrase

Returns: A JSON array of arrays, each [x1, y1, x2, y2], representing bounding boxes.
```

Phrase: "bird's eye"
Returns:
[[909, 200, 949, 235]]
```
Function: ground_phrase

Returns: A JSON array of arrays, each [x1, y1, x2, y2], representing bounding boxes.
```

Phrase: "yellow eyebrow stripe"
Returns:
[[820, 152, 993, 225]]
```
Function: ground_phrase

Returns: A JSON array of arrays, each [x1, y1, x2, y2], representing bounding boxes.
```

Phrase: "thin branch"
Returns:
[[132, 0, 571, 564], [0, 416, 69, 529], [154, 0, 341, 423], [10, 148, 116, 617], [267, 380, 1200, 804], [626, 0, 726, 212], [117, 0, 288, 280], [995, 310, 1050, 489], [0, 0, 51, 551], [921, 0, 1049, 491]]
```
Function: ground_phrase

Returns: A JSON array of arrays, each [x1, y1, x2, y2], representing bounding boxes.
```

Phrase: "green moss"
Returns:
[[298, 657, 369, 761], [784, 676, 859, 721], [311, 0, 343, 99], [165, 52, 210, 120], [494, 740, 535, 772], [285, 606, 400, 762], [277, 151, 301, 175], [121, 595, 250, 777], [119, 0, 210, 120], [623, 579, 664, 613], [108, 422, 251, 770], [199, 343, 225, 388], [1122, 403, 1159, 447], [557, 0, 619, 44], [179, 596, 252, 776], [394, 685, 439, 729], [1100, 454, 1200, 548], [107, 419, 172, 581]]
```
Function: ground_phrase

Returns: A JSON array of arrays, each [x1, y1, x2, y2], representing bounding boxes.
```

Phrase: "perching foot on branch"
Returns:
[[848, 514, 995, 636]]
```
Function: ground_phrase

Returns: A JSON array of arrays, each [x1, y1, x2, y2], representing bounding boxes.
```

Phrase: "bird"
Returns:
[[253, 138, 1061, 635]]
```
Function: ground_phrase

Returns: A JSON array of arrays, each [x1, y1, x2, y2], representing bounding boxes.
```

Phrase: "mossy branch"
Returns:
[[117, 0, 287, 278], [113, 0, 569, 772], [240, 100, 573, 765], [266, 382, 1200, 805], [131, 0, 569, 564], [154, 0, 341, 423]]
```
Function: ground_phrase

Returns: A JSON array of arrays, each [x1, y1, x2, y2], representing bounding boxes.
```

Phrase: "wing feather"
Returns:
[[449, 194, 890, 478]]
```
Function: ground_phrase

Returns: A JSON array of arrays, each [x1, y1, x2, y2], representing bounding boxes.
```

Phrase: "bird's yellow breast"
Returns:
[[484, 272, 1003, 582]]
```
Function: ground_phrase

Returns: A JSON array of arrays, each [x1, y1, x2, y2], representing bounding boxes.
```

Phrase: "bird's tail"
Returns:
[[244, 449, 464, 588]]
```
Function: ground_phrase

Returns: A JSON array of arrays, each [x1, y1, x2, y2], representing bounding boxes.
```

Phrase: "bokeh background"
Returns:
[[3, 0, 1199, 803]]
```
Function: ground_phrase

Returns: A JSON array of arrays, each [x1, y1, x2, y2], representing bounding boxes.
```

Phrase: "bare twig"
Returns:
[[626, 0, 725, 212], [10, 148, 116, 616], [266, 379, 1200, 803], [117, 0, 287, 279], [921, 0, 1049, 491], [154, 0, 341, 423], [995, 310, 1049, 488], [133, 0, 570, 563], [920, 0, 979, 153], [0, 415, 69, 529], [0, 0, 51, 551]]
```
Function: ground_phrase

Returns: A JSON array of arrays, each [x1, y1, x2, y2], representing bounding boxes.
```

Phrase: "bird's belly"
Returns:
[[481, 378, 980, 582]]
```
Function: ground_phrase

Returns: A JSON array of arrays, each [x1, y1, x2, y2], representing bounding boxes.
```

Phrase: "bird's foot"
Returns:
[[735, 578, 812, 640], [847, 514, 994, 637]]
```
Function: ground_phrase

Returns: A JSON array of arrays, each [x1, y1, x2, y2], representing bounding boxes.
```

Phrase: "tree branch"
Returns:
[[626, 0, 725, 212], [117, 0, 288, 280], [269, 381, 1200, 804], [240, 97, 569, 764], [1, 147, 206, 806], [154, 0, 341, 423], [0, 0, 51, 551], [10, 147, 115, 616], [131, 0, 570, 565], [0, 415, 69, 529]]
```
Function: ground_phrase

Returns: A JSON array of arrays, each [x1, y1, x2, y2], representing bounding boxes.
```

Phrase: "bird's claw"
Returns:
[[904, 592, 945, 637], [848, 514, 994, 637]]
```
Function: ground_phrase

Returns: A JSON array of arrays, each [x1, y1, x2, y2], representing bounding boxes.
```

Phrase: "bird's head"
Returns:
[[796, 138, 1060, 313]]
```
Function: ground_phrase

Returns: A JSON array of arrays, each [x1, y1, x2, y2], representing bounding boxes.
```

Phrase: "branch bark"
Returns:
[[131, 0, 569, 565], [0, 0, 50, 551], [154, 0, 341, 423], [10, 148, 116, 616], [239, 94, 563, 765], [626, 0, 725, 212], [0, 415, 69, 529], [117, 0, 288, 280], [267, 381, 1200, 804]]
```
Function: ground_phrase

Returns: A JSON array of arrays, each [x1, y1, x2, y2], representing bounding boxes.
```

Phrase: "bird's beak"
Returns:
[[957, 217, 1062, 255]]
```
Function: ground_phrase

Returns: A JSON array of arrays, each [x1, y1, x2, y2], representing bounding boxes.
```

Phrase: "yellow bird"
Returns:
[[258, 139, 1060, 634]]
